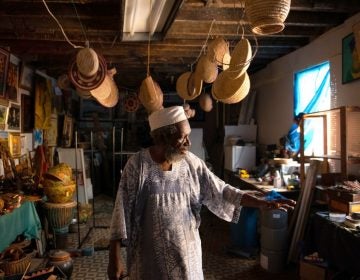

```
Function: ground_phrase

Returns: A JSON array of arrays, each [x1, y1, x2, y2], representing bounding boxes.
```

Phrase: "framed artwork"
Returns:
[[5, 102, 21, 132], [6, 55, 20, 102], [0, 104, 7, 130], [21, 93, 34, 133], [63, 115, 74, 147], [9, 133, 21, 157], [44, 114, 58, 146], [0, 48, 10, 99], [19, 64, 34, 91], [80, 98, 112, 121], [342, 33, 360, 84]]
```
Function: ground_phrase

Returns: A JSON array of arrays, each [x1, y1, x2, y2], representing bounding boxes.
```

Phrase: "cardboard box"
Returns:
[[299, 260, 326, 280]]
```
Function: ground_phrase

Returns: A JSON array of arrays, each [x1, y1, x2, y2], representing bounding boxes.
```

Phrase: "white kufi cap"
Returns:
[[148, 106, 188, 131]]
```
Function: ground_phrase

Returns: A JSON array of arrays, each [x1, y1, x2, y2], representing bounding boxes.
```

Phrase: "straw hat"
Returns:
[[195, 55, 218, 83], [139, 76, 164, 113], [176, 72, 202, 101], [187, 72, 203, 98], [222, 52, 231, 70], [94, 75, 119, 108], [76, 47, 99, 77], [206, 37, 230, 65], [68, 51, 106, 91], [212, 71, 250, 104], [228, 38, 252, 79], [199, 93, 213, 112], [57, 74, 72, 90]]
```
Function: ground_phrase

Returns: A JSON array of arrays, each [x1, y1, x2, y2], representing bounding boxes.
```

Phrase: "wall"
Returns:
[[251, 12, 360, 147]]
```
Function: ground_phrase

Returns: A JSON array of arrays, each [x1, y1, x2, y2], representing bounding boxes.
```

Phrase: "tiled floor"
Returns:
[[66, 195, 298, 279]]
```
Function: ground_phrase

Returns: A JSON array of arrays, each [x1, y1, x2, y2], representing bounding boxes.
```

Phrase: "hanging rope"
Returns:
[[71, 0, 88, 44], [147, 0, 152, 76], [190, 19, 216, 69], [41, 0, 83, 49]]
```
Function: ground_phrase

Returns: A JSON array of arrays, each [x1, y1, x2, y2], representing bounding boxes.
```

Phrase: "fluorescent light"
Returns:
[[149, 0, 167, 36]]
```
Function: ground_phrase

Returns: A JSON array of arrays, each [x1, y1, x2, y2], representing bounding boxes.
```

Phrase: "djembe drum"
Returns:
[[42, 201, 77, 234]]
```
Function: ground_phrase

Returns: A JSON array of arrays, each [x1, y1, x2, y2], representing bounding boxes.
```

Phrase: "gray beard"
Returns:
[[164, 145, 186, 163]]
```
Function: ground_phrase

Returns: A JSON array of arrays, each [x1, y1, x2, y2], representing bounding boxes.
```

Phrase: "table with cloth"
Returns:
[[0, 201, 42, 252]]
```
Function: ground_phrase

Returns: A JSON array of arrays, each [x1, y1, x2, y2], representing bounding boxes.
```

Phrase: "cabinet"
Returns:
[[299, 106, 360, 186]]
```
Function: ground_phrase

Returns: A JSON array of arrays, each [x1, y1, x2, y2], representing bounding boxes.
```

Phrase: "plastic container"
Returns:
[[260, 248, 286, 273], [260, 226, 288, 251]]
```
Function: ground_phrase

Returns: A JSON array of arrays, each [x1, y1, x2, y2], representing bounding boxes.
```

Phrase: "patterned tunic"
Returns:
[[110, 149, 244, 280]]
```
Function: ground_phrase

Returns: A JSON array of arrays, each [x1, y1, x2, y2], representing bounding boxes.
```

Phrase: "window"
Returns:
[[294, 61, 331, 155]]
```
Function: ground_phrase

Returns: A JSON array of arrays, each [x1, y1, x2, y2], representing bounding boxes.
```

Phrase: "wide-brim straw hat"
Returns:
[[206, 37, 230, 65], [211, 71, 250, 104], [222, 52, 231, 70], [176, 72, 202, 100], [139, 75, 164, 113], [94, 75, 119, 108], [68, 52, 107, 91], [228, 38, 252, 79], [76, 47, 99, 77], [195, 55, 218, 83]]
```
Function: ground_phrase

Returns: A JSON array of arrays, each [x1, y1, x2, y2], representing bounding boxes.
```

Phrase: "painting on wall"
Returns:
[[0, 48, 10, 99], [9, 133, 21, 157], [5, 103, 21, 132], [342, 33, 360, 84], [0, 104, 7, 130], [19, 64, 34, 91], [6, 55, 20, 102]]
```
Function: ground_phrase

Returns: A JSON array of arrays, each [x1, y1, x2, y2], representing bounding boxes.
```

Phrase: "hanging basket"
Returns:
[[245, 0, 291, 35]]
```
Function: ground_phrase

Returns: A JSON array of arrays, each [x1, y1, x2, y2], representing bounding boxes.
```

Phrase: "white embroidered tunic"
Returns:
[[110, 149, 244, 280]]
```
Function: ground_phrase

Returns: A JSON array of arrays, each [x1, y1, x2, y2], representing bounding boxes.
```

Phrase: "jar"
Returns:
[[48, 250, 73, 279]]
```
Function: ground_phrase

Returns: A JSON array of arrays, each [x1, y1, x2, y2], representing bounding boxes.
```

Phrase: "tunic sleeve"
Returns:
[[109, 153, 140, 242], [199, 160, 244, 223]]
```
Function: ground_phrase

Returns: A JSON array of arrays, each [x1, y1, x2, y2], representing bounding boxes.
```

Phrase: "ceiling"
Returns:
[[1, 0, 360, 93]]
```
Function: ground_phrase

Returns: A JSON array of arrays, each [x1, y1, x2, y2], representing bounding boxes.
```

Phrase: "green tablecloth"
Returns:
[[0, 201, 42, 252]]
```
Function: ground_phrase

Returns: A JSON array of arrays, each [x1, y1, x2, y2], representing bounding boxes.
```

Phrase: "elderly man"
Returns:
[[108, 106, 295, 280]]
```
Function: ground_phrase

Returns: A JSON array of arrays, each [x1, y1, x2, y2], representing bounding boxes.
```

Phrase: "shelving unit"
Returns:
[[299, 106, 360, 186]]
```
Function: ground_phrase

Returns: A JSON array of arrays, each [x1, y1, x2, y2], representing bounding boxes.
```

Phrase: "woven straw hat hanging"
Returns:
[[245, 0, 291, 35], [94, 68, 119, 108], [194, 54, 218, 83], [176, 71, 202, 101], [212, 71, 250, 104], [199, 93, 213, 112], [227, 38, 252, 79], [206, 36, 230, 66]]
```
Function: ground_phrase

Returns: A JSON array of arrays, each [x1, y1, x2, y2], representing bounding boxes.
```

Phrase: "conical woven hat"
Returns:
[[212, 71, 250, 104], [195, 55, 218, 83], [176, 72, 199, 101], [76, 47, 99, 77], [89, 73, 111, 100], [206, 37, 230, 65], [228, 38, 252, 79], [187, 72, 203, 99], [139, 76, 163, 113]]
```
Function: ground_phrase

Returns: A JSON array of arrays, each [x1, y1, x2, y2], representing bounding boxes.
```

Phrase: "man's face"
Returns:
[[164, 120, 191, 163]]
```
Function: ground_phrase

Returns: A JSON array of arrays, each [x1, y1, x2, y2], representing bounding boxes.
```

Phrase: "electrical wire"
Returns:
[[71, 0, 88, 43]]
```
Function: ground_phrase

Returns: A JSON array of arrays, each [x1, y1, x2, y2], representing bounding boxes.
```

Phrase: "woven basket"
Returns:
[[0, 248, 31, 276], [245, 0, 291, 35]]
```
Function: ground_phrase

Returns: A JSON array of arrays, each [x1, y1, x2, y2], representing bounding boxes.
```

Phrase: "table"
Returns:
[[308, 212, 360, 276], [0, 201, 42, 252]]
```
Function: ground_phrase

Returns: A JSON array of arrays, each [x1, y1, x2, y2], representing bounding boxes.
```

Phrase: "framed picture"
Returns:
[[5, 102, 21, 131], [19, 64, 34, 91], [0, 104, 7, 130], [6, 55, 20, 102], [80, 98, 112, 121], [342, 33, 360, 84], [9, 133, 21, 157], [44, 114, 58, 146], [63, 115, 74, 147], [0, 48, 10, 99], [21, 93, 34, 133]]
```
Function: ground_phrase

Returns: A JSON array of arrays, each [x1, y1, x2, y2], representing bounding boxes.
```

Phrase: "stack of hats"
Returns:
[[211, 38, 252, 104], [68, 47, 119, 108], [176, 71, 203, 101]]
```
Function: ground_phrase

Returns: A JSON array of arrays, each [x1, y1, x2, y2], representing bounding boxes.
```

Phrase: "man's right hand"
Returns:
[[108, 240, 127, 280]]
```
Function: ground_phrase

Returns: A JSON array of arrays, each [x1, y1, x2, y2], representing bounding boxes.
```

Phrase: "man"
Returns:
[[108, 106, 295, 280]]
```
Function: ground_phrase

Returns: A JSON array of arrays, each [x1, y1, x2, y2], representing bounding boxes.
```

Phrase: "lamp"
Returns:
[[123, 0, 178, 41]]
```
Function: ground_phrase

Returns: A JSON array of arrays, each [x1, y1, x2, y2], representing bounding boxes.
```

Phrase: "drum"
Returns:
[[42, 201, 77, 233]]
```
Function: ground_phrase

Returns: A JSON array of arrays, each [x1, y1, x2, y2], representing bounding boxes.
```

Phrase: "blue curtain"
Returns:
[[293, 62, 330, 150]]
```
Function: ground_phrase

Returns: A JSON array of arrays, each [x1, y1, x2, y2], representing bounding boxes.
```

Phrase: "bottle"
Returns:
[[273, 170, 282, 188]]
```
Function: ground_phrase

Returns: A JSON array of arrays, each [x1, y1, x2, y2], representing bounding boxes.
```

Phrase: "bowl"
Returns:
[[44, 183, 76, 203]]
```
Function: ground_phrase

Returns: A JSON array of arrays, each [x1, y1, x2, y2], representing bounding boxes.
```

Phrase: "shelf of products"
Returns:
[[299, 106, 360, 185]]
